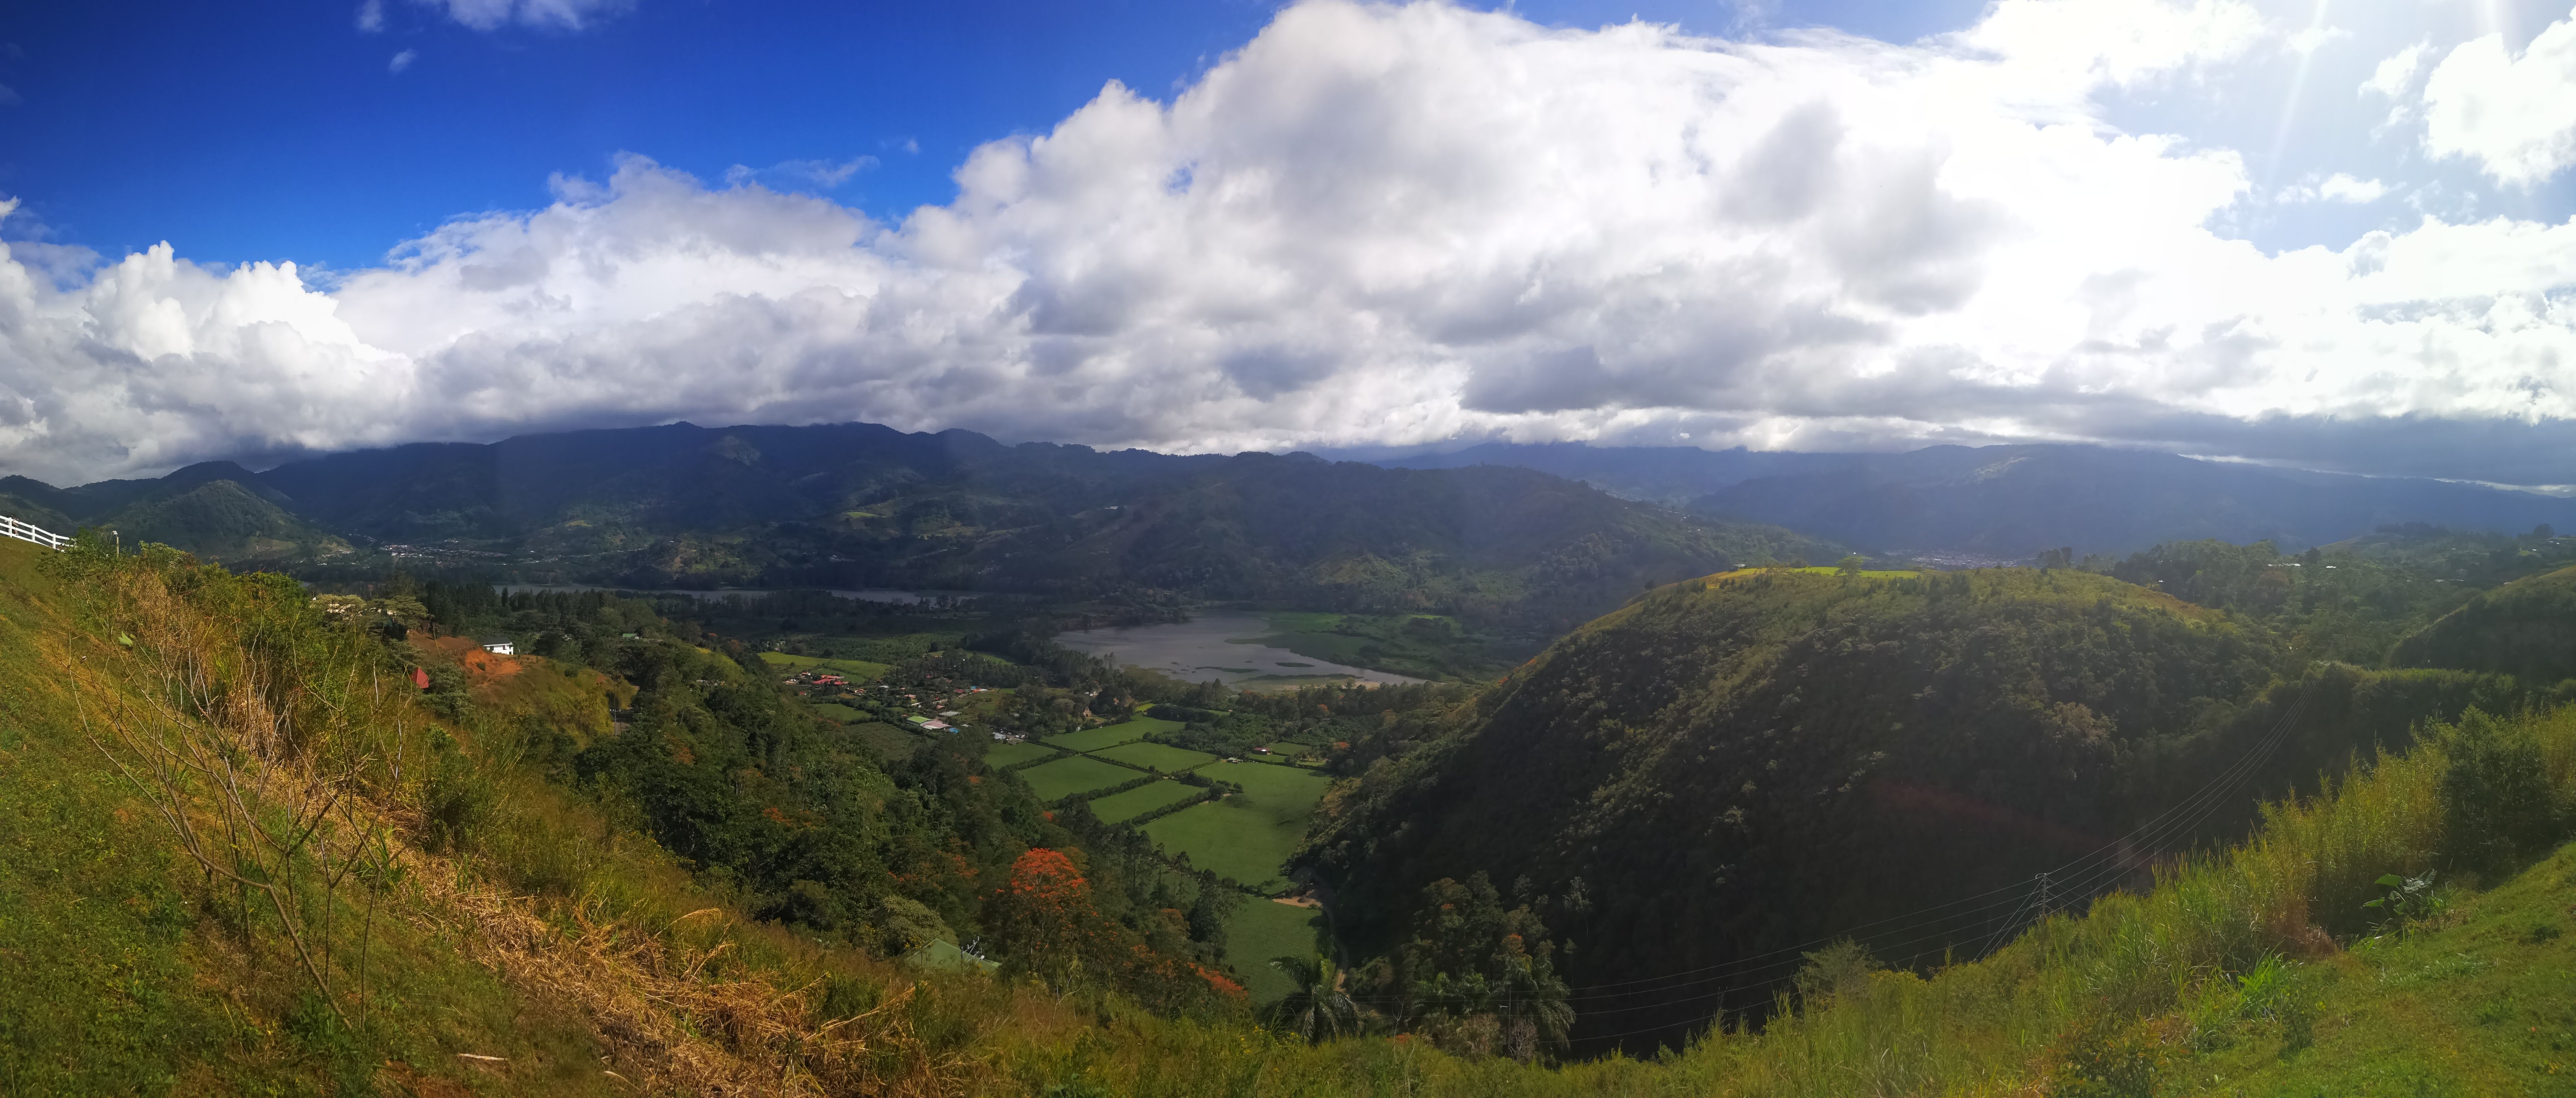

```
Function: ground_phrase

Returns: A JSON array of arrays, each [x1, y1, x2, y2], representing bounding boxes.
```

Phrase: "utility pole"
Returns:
[[2033, 871, 2053, 921]]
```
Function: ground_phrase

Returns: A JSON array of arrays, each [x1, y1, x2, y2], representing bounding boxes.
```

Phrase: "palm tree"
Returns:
[[1267, 953, 1359, 1043], [1491, 937, 1574, 1063]]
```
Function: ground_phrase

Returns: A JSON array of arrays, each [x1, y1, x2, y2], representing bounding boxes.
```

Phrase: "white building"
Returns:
[[479, 637, 515, 655]]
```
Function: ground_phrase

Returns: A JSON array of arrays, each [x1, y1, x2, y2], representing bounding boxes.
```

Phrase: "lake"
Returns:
[[1054, 612, 1422, 689]]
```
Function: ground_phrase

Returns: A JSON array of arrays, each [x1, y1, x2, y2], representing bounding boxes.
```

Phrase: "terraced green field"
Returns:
[[1091, 741, 1217, 773], [1016, 755, 1145, 802], [985, 740, 1061, 768], [1085, 779, 1207, 824], [1142, 763, 1330, 891], [1043, 716, 1183, 752]]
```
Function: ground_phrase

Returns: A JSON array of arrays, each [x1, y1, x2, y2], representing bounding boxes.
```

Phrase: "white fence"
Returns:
[[0, 515, 72, 551]]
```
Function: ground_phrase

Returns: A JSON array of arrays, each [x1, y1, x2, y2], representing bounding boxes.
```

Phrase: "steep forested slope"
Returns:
[[1304, 566, 2572, 1051], [2390, 563, 2576, 682]]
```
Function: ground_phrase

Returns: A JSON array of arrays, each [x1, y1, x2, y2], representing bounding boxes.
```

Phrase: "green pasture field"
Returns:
[[1043, 716, 1182, 753], [1226, 899, 1326, 1005], [843, 721, 920, 761], [1142, 763, 1330, 892], [757, 651, 894, 681], [808, 701, 864, 723], [1016, 755, 1146, 802], [1085, 780, 1208, 825], [1090, 741, 1217, 773], [984, 740, 1061, 769]]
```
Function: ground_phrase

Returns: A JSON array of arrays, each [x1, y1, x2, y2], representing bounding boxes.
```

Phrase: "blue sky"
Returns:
[[3, 0, 2576, 488], [3, 0, 1992, 270]]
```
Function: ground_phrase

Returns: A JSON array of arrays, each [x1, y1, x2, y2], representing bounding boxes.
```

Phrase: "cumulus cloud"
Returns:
[[2422, 9, 2576, 187], [388, 49, 416, 74], [357, 0, 386, 33], [4, 0, 2576, 486]]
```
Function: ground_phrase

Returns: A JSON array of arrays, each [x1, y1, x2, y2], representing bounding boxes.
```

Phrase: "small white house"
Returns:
[[479, 637, 515, 655]]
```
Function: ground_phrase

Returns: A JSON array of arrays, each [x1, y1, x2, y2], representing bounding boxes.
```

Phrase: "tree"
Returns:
[[984, 848, 1105, 980], [1267, 953, 1359, 1043], [1836, 555, 1868, 576], [1490, 932, 1574, 1062]]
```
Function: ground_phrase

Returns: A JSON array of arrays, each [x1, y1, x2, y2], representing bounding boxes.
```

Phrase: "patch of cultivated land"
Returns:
[[808, 701, 865, 722], [1043, 716, 1182, 752], [1226, 899, 1325, 1005], [1085, 779, 1207, 824], [1016, 755, 1145, 802], [756, 651, 894, 681], [1091, 741, 1217, 772], [842, 721, 919, 760], [1142, 762, 1330, 891], [984, 741, 1061, 768]]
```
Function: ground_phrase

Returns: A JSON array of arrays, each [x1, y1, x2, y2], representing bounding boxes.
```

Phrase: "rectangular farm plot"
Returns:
[[985, 740, 1062, 769], [1016, 754, 1144, 802], [1086, 779, 1207, 824], [1090, 741, 1217, 772], [1042, 716, 1184, 753], [1228, 899, 1326, 1005], [1142, 764, 1329, 892], [808, 701, 865, 723]]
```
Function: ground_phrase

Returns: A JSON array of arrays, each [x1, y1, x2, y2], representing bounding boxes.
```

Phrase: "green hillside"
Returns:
[[2392, 563, 2576, 683], [1307, 567, 2314, 1049], [94, 478, 351, 562]]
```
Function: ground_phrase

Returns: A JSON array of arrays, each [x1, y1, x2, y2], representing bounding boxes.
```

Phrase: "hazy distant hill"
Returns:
[[1377, 441, 2576, 557]]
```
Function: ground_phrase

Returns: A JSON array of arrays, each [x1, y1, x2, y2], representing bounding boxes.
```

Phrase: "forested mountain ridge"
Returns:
[[7, 421, 1837, 632], [1301, 564, 2567, 1053]]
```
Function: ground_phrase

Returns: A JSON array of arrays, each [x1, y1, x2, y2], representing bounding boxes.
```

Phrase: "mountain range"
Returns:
[[1380, 441, 2576, 557]]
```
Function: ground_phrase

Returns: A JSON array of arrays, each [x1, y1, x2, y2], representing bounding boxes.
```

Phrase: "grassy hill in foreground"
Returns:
[[15, 536, 2576, 1096]]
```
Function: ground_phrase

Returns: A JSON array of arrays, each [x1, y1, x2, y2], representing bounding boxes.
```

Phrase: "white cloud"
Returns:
[[416, 0, 631, 32], [2359, 40, 2428, 97], [3, 0, 2576, 486], [722, 157, 876, 192], [2422, 10, 2576, 187], [2280, 172, 2388, 203], [356, 0, 386, 33], [388, 49, 416, 74]]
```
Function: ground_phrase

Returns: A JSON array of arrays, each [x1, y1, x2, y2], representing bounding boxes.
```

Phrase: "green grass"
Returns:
[[1090, 740, 1218, 773], [843, 720, 920, 761], [1085, 779, 1209, 824], [1224, 899, 1326, 1005], [1044, 716, 1183, 752], [1015, 754, 1148, 802], [808, 701, 864, 723], [1142, 763, 1331, 892], [756, 650, 893, 681], [985, 740, 1062, 768]]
